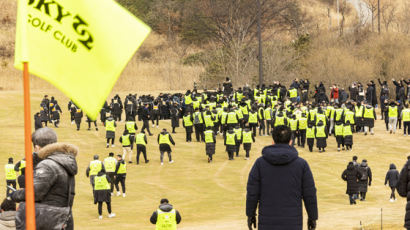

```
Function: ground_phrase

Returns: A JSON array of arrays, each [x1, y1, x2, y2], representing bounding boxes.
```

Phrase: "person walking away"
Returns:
[[141, 104, 153, 136], [94, 170, 115, 219], [388, 101, 399, 134], [34, 112, 43, 130], [242, 127, 255, 160], [157, 129, 176, 165], [204, 127, 216, 163], [334, 121, 344, 151], [297, 113, 307, 148], [357, 159, 372, 201], [86, 155, 105, 189], [258, 104, 265, 136], [246, 125, 317, 230], [193, 108, 205, 142], [0, 198, 16, 229], [68, 100, 76, 124], [4, 158, 16, 195], [120, 130, 134, 163], [233, 125, 242, 157], [114, 155, 126, 197], [401, 103, 410, 136], [362, 104, 376, 135], [315, 121, 327, 152], [224, 128, 237, 161], [11, 128, 78, 229], [86, 115, 98, 131], [342, 162, 362, 205], [150, 198, 182, 229], [135, 131, 149, 164], [264, 104, 273, 135], [74, 106, 83, 131], [397, 155, 410, 229], [182, 112, 193, 142], [170, 103, 181, 133], [343, 121, 353, 151], [104, 115, 116, 148], [49, 99, 62, 128], [385, 163, 399, 202], [103, 152, 117, 196], [288, 115, 298, 147], [248, 108, 259, 137], [306, 123, 315, 152], [124, 120, 138, 149]]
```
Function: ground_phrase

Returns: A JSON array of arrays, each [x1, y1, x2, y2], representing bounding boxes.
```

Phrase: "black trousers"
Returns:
[[151, 112, 160, 126], [194, 124, 204, 142], [6, 180, 16, 195], [404, 122, 410, 135], [75, 121, 81, 130], [249, 124, 257, 137], [136, 145, 148, 163], [259, 121, 265, 136], [266, 120, 272, 135], [291, 131, 297, 147], [106, 138, 114, 145], [390, 187, 396, 199], [141, 120, 152, 135], [298, 130, 306, 147], [98, 201, 111, 215], [235, 142, 241, 156], [88, 121, 97, 129], [185, 128, 192, 142], [106, 173, 115, 193], [307, 138, 314, 152], [115, 175, 126, 193], [160, 151, 172, 163]]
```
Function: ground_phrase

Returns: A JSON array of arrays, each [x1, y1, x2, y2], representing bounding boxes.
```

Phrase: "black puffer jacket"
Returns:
[[357, 162, 372, 193], [12, 143, 78, 230], [342, 162, 361, 195], [398, 160, 410, 228], [385, 164, 399, 188]]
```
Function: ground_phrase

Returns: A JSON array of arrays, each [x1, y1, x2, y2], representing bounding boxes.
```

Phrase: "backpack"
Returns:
[[360, 167, 368, 180], [194, 113, 200, 125]]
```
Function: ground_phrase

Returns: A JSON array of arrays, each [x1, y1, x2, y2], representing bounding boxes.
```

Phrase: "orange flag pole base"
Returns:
[[23, 62, 36, 230]]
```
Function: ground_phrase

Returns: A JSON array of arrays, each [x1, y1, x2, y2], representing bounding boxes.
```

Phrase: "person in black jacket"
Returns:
[[140, 104, 153, 136], [246, 125, 318, 230], [398, 156, 410, 229], [34, 112, 43, 130], [357, 159, 372, 201], [385, 163, 399, 202], [342, 161, 362, 205], [150, 199, 181, 227]]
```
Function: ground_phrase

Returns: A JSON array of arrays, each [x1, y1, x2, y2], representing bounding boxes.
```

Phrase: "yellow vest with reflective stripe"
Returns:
[[316, 126, 326, 138], [227, 112, 238, 124], [306, 127, 315, 138], [289, 119, 298, 131], [204, 115, 214, 127], [5, 164, 16, 180], [344, 111, 355, 124], [240, 105, 249, 115], [315, 114, 327, 126], [226, 133, 236, 145], [183, 115, 193, 127], [19, 160, 26, 173], [298, 117, 307, 130], [103, 157, 116, 173], [403, 109, 410, 122], [121, 134, 131, 146], [117, 162, 126, 174], [363, 107, 375, 119], [234, 128, 242, 140], [204, 130, 214, 143], [242, 131, 253, 143], [185, 95, 192, 105], [94, 175, 110, 190], [125, 121, 136, 134], [264, 108, 272, 120], [105, 120, 115, 132], [335, 109, 343, 121], [193, 112, 203, 124], [159, 134, 171, 145], [248, 112, 258, 124], [343, 125, 352, 137], [135, 133, 146, 146], [156, 209, 177, 230], [355, 106, 364, 117], [389, 106, 398, 118], [289, 88, 298, 98], [335, 124, 343, 136], [274, 116, 285, 127], [235, 109, 243, 119], [89, 160, 102, 176]]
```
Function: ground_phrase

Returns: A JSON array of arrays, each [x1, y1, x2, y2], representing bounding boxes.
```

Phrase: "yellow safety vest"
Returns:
[[159, 134, 171, 145], [227, 112, 238, 124], [335, 124, 343, 136], [193, 112, 203, 124], [19, 160, 26, 173], [289, 88, 298, 98], [344, 111, 355, 124], [125, 121, 136, 134], [235, 109, 244, 120], [135, 133, 146, 146], [389, 106, 398, 118], [242, 131, 253, 143], [103, 157, 116, 173], [89, 160, 102, 176], [94, 175, 110, 190], [117, 162, 126, 174], [204, 115, 214, 127], [226, 133, 236, 145], [355, 106, 364, 117], [105, 120, 115, 132], [258, 108, 264, 120], [343, 125, 352, 137], [185, 95, 192, 105], [121, 134, 131, 146], [274, 116, 285, 127], [363, 107, 375, 119], [264, 108, 272, 120], [316, 126, 326, 138], [240, 105, 249, 115], [325, 106, 334, 118], [309, 110, 317, 121], [289, 119, 298, 131], [5, 164, 16, 180], [335, 109, 343, 121], [221, 112, 228, 125], [403, 109, 410, 122], [183, 115, 193, 127], [234, 128, 242, 140], [156, 209, 177, 230], [248, 112, 258, 124], [306, 127, 315, 138], [298, 117, 307, 130], [315, 114, 327, 126], [204, 130, 214, 143]]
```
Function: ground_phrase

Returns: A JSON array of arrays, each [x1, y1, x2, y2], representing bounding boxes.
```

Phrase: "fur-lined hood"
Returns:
[[38, 143, 78, 176]]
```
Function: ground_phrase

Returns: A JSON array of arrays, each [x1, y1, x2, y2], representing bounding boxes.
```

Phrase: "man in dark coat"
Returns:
[[140, 104, 153, 136], [11, 128, 78, 230], [342, 162, 362, 205], [150, 198, 181, 228], [246, 125, 318, 230], [357, 159, 372, 201], [397, 156, 410, 229], [385, 163, 399, 202]]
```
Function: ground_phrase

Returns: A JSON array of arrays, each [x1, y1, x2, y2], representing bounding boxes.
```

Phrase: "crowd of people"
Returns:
[[3, 77, 410, 229]]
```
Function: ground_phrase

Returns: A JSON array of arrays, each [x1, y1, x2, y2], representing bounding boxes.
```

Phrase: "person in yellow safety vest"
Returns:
[[239, 102, 250, 122], [93, 170, 115, 220], [193, 108, 205, 142], [343, 120, 353, 151], [264, 104, 273, 136], [158, 129, 176, 165], [234, 106, 244, 126], [343, 110, 355, 132], [150, 198, 182, 230], [248, 108, 259, 137], [124, 120, 138, 149], [204, 127, 216, 163], [241, 127, 255, 160], [14, 159, 26, 175], [315, 121, 327, 153], [182, 112, 194, 142], [226, 108, 239, 129], [297, 113, 308, 148], [5, 158, 17, 195], [204, 111, 215, 129], [306, 123, 315, 152], [114, 155, 127, 197], [257, 105, 266, 136], [184, 90, 193, 112], [136, 131, 149, 164], [120, 130, 134, 164], [308, 107, 317, 123], [288, 87, 298, 103], [354, 103, 364, 132], [212, 108, 220, 134], [225, 128, 237, 160], [314, 109, 328, 127], [362, 104, 377, 135], [334, 107, 344, 123], [233, 125, 243, 157], [86, 155, 105, 188], [387, 102, 399, 134], [326, 104, 335, 135], [401, 103, 410, 136], [334, 121, 345, 151], [235, 89, 244, 103], [288, 115, 298, 147], [104, 116, 117, 148], [273, 112, 287, 128], [103, 152, 117, 195]]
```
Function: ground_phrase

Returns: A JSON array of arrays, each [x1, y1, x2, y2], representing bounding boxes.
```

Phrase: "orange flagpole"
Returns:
[[23, 62, 36, 229]]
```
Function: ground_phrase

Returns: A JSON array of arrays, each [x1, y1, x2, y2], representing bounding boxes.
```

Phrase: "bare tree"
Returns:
[[364, 0, 378, 31], [380, 0, 397, 32]]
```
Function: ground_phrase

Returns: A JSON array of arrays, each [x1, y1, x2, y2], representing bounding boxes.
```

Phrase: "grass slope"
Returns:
[[0, 89, 409, 230]]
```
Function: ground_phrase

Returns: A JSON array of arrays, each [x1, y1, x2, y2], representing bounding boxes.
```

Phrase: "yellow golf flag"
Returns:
[[15, 0, 151, 120]]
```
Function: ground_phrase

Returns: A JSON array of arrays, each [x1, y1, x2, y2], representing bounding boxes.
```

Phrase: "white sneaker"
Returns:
[[122, 193, 126, 198], [111, 193, 114, 196], [157, 125, 159, 128], [161, 162, 164, 166], [108, 213, 116, 218], [390, 199, 394, 202], [111, 144, 115, 147], [71, 121, 74, 125], [245, 157, 249, 160], [99, 216, 103, 220], [152, 124, 155, 127], [116, 191, 121, 196], [169, 160, 174, 164]]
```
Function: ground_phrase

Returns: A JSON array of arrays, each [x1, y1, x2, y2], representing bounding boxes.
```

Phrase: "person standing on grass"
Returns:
[[204, 126, 216, 163], [385, 163, 399, 202], [104, 115, 116, 148], [357, 159, 372, 201], [4, 158, 16, 195], [397, 155, 410, 229], [150, 198, 182, 229], [157, 129, 176, 165], [94, 170, 115, 220], [114, 155, 126, 197], [103, 152, 117, 196], [246, 125, 318, 230], [342, 161, 362, 205]]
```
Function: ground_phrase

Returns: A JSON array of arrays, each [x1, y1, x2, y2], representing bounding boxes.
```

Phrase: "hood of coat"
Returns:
[[360, 161, 368, 167], [0, 211, 16, 223], [38, 143, 78, 176], [347, 162, 355, 170], [261, 144, 298, 166], [159, 204, 174, 212], [390, 163, 396, 170], [160, 131, 169, 135]]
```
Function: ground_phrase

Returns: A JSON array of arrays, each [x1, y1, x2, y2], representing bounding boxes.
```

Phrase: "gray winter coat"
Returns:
[[358, 162, 372, 193], [11, 143, 78, 230], [0, 211, 16, 230]]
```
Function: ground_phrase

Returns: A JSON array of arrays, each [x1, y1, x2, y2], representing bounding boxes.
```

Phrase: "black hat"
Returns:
[[160, 198, 169, 204], [93, 155, 99, 160], [8, 157, 13, 163], [109, 152, 114, 157]]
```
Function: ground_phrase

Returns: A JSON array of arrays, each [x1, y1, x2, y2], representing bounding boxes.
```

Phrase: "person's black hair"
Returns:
[[160, 198, 169, 204], [8, 158, 13, 163], [109, 152, 114, 157], [117, 154, 122, 158], [271, 125, 292, 144], [353, 156, 358, 161], [93, 155, 99, 160], [1, 199, 16, 211]]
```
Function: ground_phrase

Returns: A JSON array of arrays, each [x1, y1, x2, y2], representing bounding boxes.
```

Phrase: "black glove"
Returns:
[[308, 219, 316, 230], [247, 216, 256, 230]]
